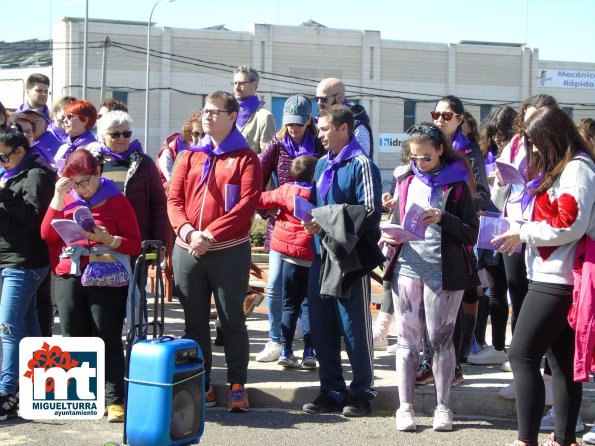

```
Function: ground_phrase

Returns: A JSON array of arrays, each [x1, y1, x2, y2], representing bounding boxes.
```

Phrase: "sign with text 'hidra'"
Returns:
[[378, 133, 408, 153], [19, 337, 105, 420]]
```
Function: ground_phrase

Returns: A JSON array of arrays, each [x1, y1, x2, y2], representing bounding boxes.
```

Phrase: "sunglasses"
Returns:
[[191, 131, 203, 138], [107, 131, 132, 139], [64, 114, 79, 121], [0, 148, 16, 164], [431, 111, 460, 121], [410, 155, 433, 163], [314, 93, 339, 104]]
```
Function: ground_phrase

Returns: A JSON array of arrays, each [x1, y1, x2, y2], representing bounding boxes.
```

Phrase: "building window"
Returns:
[[562, 106, 573, 118], [112, 91, 128, 105], [403, 100, 416, 131], [480, 104, 492, 123]]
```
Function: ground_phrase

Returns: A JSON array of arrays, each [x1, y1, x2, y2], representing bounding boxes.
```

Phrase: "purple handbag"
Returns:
[[81, 253, 129, 287]]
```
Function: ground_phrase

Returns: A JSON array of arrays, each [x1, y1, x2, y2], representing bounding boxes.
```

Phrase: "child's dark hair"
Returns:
[[290, 155, 318, 182], [0, 125, 31, 152]]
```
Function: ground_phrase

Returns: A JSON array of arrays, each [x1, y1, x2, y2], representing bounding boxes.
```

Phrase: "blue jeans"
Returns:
[[266, 250, 283, 342], [0, 266, 49, 395], [280, 260, 311, 351]]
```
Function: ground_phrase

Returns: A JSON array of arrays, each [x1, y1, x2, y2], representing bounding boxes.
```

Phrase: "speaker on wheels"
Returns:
[[126, 337, 205, 446]]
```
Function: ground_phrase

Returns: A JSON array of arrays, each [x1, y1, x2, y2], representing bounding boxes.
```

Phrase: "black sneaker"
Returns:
[[415, 360, 434, 385], [0, 393, 18, 421], [303, 392, 344, 414], [342, 396, 371, 417]]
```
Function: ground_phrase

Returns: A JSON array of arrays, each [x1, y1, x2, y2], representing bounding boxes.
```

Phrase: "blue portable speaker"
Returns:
[[126, 337, 205, 446]]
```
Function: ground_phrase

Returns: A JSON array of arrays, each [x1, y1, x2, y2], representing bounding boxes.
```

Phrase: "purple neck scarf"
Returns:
[[316, 138, 364, 199], [236, 96, 264, 128], [95, 139, 143, 162], [175, 134, 187, 155], [0, 150, 37, 183], [411, 159, 469, 201], [485, 150, 496, 165], [187, 127, 249, 186], [281, 131, 317, 159], [451, 130, 471, 152], [62, 130, 97, 159], [48, 123, 69, 143], [33, 130, 63, 158], [509, 173, 543, 214], [18, 102, 51, 123], [64, 177, 123, 211]]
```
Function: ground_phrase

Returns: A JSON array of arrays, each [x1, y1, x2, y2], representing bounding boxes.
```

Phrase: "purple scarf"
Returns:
[[33, 130, 63, 158], [48, 122, 68, 143], [0, 150, 38, 183], [316, 138, 364, 199], [18, 102, 51, 123], [64, 177, 123, 211], [411, 159, 469, 201], [236, 96, 264, 128], [175, 134, 187, 155], [94, 139, 143, 162], [187, 127, 249, 186], [281, 131, 317, 159], [451, 130, 471, 153], [62, 130, 97, 159], [509, 173, 543, 215]]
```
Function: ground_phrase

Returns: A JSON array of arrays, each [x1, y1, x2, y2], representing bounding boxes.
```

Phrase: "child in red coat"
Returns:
[[258, 155, 318, 369]]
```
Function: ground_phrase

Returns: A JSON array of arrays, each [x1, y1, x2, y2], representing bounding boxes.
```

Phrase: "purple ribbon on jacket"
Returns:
[[63, 177, 123, 211], [451, 130, 471, 153], [509, 173, 543, 214], [316, 138, 363, 199], [411, 159, 469, 201], [281, 131, 317, 159], [187, 127, 249, 186], [236, 96, 264, 128], [94, 139, 143, 162], [61, 130, 97, 159], [0, 150, 38, 183]]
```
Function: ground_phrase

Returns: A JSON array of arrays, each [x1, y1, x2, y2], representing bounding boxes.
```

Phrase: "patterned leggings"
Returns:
[[392, 274, 464, 407]]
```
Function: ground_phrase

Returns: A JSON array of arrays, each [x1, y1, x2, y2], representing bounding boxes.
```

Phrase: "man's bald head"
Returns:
[[315, 78, 346, 110]]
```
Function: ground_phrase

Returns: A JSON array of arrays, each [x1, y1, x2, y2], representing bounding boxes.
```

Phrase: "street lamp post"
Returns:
[[144, 0, 175, 152]]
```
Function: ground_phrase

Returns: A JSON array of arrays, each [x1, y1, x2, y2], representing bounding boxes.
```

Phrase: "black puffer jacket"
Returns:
[[0, 155, 55, 269]]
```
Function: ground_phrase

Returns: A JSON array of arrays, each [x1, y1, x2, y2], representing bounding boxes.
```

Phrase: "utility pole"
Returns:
[[100, 37, 110, 104]]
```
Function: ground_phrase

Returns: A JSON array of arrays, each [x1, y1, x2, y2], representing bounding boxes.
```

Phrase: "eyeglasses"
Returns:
[[431, 111, 460, 121], [315, 93, 339, 104], [201, 108, 230, 118], [0, 148, 16, 164], [64, 114, 79, 121], [410, 155, 433, 163], [72, 176, 92, 188], [107, 131, 132, 139], [191, 131, 203, 138], [231, 81, 254, 87]]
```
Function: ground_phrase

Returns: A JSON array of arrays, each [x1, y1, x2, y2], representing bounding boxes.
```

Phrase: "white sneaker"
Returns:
[[433, 404, 453, 431], [467, 346, 507, 365], [395, 404, 416, 431], [543, 374, 553, 406], [373, 334, 388, 349], [255, 341, 282, 362], [498, 381, 516, 399], [501, 360, 512, 372], [539, 407, 585, 433], [583, 423, 595, 445], [386, 343, 397, 354]]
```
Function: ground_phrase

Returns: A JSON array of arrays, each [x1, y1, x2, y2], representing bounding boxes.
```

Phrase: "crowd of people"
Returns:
[[0, 70, 593, 446]]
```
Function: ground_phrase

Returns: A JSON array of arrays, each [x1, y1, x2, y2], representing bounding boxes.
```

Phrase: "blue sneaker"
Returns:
[[301, 346, 317, 370], [278, 347, 300, 368]]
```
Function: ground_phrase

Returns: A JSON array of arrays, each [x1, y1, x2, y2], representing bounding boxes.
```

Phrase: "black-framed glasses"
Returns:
[[73, 176, 92, 188], [107, 131, 132, 139], [0, 148, 16, 164], [411, 155, 432, 163], [314, 93, 339, 104], [431, 111, 460, 121], [191, 131, 203, 138], [231, 80, 254, 87], [201, 108, 230, 118]]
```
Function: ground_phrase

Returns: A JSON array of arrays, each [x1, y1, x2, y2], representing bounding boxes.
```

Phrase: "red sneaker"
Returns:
[[227, 384, 249, 413]]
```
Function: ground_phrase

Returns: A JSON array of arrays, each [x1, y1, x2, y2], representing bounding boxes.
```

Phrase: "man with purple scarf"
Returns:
[[17, 73, 51, 122], [303, 104, 383, 418], [233, 66, 275, 154]]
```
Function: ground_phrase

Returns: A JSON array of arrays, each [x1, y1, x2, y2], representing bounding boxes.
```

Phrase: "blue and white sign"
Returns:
[[537, 69, 595, 89], [378, 133, 408, 153]]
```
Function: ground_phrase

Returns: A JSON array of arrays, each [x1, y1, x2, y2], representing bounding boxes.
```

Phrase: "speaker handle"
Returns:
[[150, 335, 176, 344]]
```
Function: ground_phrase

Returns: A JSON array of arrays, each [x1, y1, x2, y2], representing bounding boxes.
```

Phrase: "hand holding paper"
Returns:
[[491, 219, 523, 256]]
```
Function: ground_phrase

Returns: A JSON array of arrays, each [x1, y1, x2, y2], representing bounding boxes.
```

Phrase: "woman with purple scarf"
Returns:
[[41, 149, 141, 423], [54, 99, 97, 173], [90, 110, 168, 249], [255, 95, 325, 363], [0, 127, 55, 422], [383, 123, 478, 432]]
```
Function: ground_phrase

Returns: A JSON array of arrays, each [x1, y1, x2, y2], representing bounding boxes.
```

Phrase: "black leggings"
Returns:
[[485, 258, 509, 351], [502, 248, 529, 333], [508, 281, 582, 446]]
